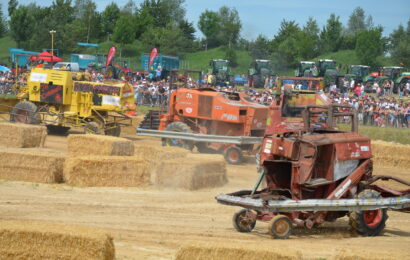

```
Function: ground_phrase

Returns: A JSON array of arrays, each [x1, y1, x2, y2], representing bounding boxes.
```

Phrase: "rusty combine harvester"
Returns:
[[138, 70, 268, 164], [216, 94, 410, 238]]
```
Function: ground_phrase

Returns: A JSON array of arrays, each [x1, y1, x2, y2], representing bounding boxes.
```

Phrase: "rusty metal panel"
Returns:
[[335, 142, 371, 161], [198, 95, 213, 117]]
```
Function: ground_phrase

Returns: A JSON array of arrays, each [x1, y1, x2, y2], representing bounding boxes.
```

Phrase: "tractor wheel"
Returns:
[[46, 125, 70, 136], [105, 125, 121, 137], [106, 66, 115, 79], [233, 209, 256, 233], [224, 146, 243, 165], [161, 122, 194, 150], [10, 101, 39, 124], [268, 215, 292, 239], [349, 190, 388, 236], [84, 121, 104, 135]]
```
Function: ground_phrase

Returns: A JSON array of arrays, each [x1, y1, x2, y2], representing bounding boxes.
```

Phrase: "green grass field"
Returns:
[[0, 36, 17, 64], [339, 124, 410, 145]]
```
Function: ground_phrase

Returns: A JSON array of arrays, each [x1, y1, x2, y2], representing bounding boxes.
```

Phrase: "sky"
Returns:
[[4, 0, 410, 39]]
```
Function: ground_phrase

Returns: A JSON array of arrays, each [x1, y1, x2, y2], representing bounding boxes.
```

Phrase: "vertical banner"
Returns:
[[106, 46, 117, 67], [149, 48, 158, 67]]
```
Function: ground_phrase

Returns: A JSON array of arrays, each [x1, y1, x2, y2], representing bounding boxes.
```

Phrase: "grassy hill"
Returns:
[[0, 35, 396, 74], [0, 36, 17, 64], [182, 47, 252, 75]]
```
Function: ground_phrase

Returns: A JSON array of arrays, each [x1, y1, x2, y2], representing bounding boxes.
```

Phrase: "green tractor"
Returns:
[[345, 65, 370, 82], [209, 59, 231, 86], [295, 61, 316, 77], [376, 67, 409, 93], [248, 59, 273, 88]]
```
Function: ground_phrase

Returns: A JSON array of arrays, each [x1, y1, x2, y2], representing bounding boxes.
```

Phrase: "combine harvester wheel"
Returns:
[[232, 209, 256, 233], [268, 215, 292, 239], [10, 101, 39, 124], [224, 146, 243, 165], [162, 122, 194, 150], [349, 190, 388, 236]]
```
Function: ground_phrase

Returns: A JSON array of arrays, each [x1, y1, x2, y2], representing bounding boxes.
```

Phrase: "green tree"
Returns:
[[249, 35, 271, 59], [0, 4, 7, 37], [390, 19, 410, 67], [270, 20, 301, 70], [320, 14, 343, 53], [347, 7, 373, 35], [133, 7, 153, 39], [101, 2, 120, 39], [224, 47, 238, 67], [218, 6, 241, 47], [9, 5, 35, 48], [301, 17, 320, 58], [8, 0, 18, 17], [113, 15, 135, 45], [198, 10, 221, 49], [356, 27, 384, 67], [140, 0, 185, 28]]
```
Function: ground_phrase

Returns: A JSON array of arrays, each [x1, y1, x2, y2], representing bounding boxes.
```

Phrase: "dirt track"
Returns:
[[0, 134, 409, 259]]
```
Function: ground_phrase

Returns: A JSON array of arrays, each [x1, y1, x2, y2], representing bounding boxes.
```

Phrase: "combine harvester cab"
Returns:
[[138, 86, 268, 164], [216, 92, 410, 239], [2, 68, 134, 136]]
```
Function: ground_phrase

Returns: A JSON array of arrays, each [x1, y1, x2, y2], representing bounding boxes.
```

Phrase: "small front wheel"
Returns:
[[224, 146, 243, 165], [268, 215, 292, 239], [233, 209, 256, 233]]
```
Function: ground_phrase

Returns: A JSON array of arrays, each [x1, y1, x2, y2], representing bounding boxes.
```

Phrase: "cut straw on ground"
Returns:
[[372, 140, 410, 169]]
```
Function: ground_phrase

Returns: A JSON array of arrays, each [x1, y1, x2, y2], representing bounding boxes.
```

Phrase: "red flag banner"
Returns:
[[149, 48, 158, 67], [106, 46, 117, 67]]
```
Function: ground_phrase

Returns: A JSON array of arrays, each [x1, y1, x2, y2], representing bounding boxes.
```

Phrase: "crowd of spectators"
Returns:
[[0, 71, 15, 95]]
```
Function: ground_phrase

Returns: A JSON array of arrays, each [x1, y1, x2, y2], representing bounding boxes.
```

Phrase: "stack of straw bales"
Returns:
[[372, 140, 410, 169], [67, 134, 134, 156], [0, 147, 65, 183], [154, 153, 228, 190], [0, 122, 47, 148], [175, 244, 301, 260], [0, 220, 115, 260], [64, 134, 149, 187]]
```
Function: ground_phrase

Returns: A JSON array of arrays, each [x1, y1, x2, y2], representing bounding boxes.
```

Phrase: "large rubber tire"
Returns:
[[161, 122, 194, 150], [224, 146, 243, 165], [10, 101, 39, 124], [233, 209, 256, 233], [105, 125, 121, 137], [268, 215, 292, 239], [84, 121, 103, 134], [349, 190, 388, 236], [46, 125, 70, 136]]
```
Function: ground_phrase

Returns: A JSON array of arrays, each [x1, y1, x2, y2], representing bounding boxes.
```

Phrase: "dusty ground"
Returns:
[[0, 133, 409, 260]]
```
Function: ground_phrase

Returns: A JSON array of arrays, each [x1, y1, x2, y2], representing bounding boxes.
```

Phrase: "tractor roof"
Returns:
[[350, 65, 369, 68], [256, 59, 271, 62], [319, 59, 336, 62], [213, 59, 228, 62], [382, 66, 403, 69], [301, 61, 315, 64]]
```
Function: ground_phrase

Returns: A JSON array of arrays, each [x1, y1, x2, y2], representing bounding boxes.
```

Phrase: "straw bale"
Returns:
[[155, 153, 227, 190], [121, 115, 144, 136], [64, 156, 149, 187], [0, 220, 115, 260], [0, 122, 47, 148], [133, 144, 189, 162], [67, 134, 134, 156], [372, 140, 410, 169], [0, 147, 65, 183], [175, 244, 301, 260]]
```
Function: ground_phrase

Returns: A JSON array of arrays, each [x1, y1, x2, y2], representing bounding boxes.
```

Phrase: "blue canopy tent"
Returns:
[[0, 65, 10, 71]]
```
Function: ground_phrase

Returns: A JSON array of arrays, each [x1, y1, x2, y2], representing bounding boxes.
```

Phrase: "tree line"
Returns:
[[0, 1, 408, 70]]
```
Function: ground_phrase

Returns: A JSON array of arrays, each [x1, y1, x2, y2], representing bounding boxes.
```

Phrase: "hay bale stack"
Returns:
[[155, 153, 227, 190], [0, 147, 65, 183], [175, 244, 300, 260], [372, 140, 410, 169], [0, 122, 47, 148], [134, 144, 189, 162], [67, 134, 134, 156], [64, 156, 149, 187], [0, 220, 115, 260]]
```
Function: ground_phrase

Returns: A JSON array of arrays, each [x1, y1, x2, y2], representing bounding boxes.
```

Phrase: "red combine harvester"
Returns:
[[216, 94, 410, 238], [138, 70, 269, 164]]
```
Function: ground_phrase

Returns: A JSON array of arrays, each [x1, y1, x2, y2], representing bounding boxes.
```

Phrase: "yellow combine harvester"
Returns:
[[0, 68, 135, 136]]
